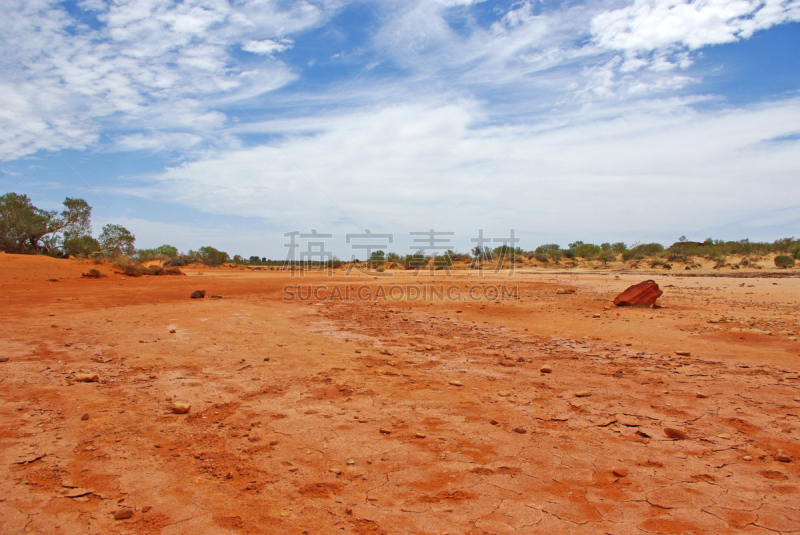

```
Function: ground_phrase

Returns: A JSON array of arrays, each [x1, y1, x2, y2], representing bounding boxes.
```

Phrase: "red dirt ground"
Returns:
[[1, 253, 799, 534]]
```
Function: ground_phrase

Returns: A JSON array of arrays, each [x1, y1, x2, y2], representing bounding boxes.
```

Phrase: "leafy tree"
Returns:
[[611, 242, 627, 253], [194, 246, 229, 266], [156, 244, 178, 258], [386, 252, 400, 263], [232, 254, 243, 264], [0, 193, 92, 255], [64, 235, 100, 256], [99, 224, 135, 257]]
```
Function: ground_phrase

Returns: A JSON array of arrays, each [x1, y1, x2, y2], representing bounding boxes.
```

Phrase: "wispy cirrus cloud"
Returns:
[[0, 0, 341, 161]]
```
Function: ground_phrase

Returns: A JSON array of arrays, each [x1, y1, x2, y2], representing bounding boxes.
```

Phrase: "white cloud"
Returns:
[[0, 0, 338, 161], [242, 38, 294, 55], [591, 0, 800, 52], [145, 96, 800, 253]]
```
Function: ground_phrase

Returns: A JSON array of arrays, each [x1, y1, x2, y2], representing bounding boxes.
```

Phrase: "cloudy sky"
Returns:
[[2, 0, 799, 259]]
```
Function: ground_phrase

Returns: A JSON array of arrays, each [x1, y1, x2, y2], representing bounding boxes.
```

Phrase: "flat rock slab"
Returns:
[[613, 280, 663, 307]]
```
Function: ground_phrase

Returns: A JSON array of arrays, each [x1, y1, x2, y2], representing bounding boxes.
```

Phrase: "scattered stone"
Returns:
[[696, 393, 708, 398], [142, 506, 152, 513], [664, 427, 687, 440], [347, 459, 355, 465], [716, 433, 732, 439], [190, 290, 206, 299], [513, 427, 527, 434], [556, 289, 565, 294], [448, 380, 463, 387], [540, 364, 552, 373], [613, 280, 663, 307], [498, 391, 511, 397], [415, 432, 426, 438], [676, 350, 691, 356], [81, 413, 89, 421], [775, 450, 791, 463], [592, 313, 601, 318], [575, 391, 592, 398], [171, 401, 191, 414], [490, 420, 499, 425], [612, 467, 628, 477], [114, 508, 134, 520], [74, 374, 99, 383], [0, 357, 9, 363], [743, 455, 752, 461], [330, 468, 342, 475], [169, 329, 176, 334], [379, 428, 391, 434]]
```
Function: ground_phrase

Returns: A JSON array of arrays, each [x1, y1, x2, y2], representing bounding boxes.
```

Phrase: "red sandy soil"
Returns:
[[1, 253, 799, 534]]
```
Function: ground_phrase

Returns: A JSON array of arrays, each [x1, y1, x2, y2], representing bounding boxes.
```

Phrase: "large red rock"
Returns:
[[613, 280, 663, 307]]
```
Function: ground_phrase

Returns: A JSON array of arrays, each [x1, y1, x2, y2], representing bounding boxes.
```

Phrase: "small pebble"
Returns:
[[743, 455, 752, 461], [379, 428, 391, 434], [347, 459, 355, 465], [74, 373, 99, 383], [675, 350, 691, 356], [81, 413, 89, 421], [696, 393, 708, 398], [0, 357, 9, 363], [169, 329, 176, 334], [612, 467, 628, 477], [114, 508, 134, 520], [775, 450, 791, 463], [664, 428, 687, 440], [575, 391, 592, 398], [448, 380, 463, 386], [716, 433, 732, 439], [171, 401, 191, 414], [540, 364, 552, 374], [513, 427, 527, 434]]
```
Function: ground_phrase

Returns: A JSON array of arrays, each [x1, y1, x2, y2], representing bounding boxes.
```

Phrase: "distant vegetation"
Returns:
[[2, 193, 799, 271]]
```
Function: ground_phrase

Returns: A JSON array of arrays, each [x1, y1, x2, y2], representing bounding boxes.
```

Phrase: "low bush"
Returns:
[[775, 255, 795, 268], [534, 253, 549, 263], [82, 268, 106, 278], [122, 264, 145, 277]]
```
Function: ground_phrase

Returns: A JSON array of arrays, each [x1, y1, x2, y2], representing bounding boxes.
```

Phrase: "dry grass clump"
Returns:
[[82, 268, 107, 278]]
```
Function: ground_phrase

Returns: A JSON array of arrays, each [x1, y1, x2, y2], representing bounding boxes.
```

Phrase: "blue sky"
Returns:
[[1, 0, 799, 259]]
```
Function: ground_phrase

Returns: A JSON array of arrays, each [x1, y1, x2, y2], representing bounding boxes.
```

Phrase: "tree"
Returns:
[[0, 193, 92, 255], [64, 235, 100, 256], [99, 224, 135, 257], [194, 246, 229, 266], [155, 245, 178, 258]]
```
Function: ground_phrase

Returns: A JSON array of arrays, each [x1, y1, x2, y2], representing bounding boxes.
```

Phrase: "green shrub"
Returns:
[[534, 253, 549, 263], [122, 264, 145, 277], [82, 268, 106, 278], [775, 255, 795, 268], [792, 247, 800, 260]]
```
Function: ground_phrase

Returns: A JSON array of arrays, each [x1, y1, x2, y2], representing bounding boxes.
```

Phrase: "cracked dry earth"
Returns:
[[1, 257, 800, 534]]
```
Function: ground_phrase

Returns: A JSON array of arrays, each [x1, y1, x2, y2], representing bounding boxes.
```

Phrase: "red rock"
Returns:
[[190, 290, 206, 299], [613, 280, 663, 307], [664, 427, 687, 439], [114, 508, 134, 520], [81, 413, 89, 420], [775, 450, 791, 462], [513, 427, 527, 434], [612, 467, 628, 477]]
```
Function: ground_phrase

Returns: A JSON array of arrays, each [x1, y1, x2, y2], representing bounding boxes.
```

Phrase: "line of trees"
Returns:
[[4, 192, 799, 269]]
